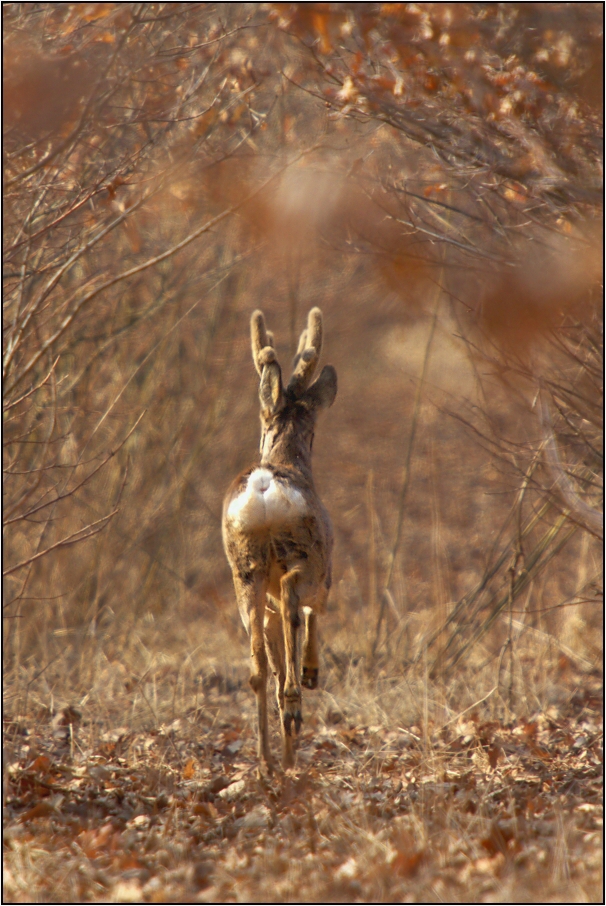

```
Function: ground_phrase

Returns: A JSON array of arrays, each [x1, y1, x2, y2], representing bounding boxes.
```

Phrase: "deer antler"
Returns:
[[288, 307, 323, 395], [251, 310, 276, 376], [251, 310, 283, 415]]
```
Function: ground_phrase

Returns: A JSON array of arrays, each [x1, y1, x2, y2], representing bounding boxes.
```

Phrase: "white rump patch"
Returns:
[[227, 468, 307, 531]]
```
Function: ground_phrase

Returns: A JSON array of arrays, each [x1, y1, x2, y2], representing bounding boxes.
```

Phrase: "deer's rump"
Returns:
[[225, 467, 309, 532]]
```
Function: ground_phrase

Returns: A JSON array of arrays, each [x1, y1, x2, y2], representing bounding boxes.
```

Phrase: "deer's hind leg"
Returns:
[[302, 582, 328, 690], [264, 604, 295, 769], [279, 568, 303, 740], [233, 574, 272, 774]]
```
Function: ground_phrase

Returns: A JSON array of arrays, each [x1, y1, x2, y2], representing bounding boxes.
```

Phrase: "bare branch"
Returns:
[[538, 390, 603, 538], [3, 510, 119, 577], [4, 145, 319, 398]]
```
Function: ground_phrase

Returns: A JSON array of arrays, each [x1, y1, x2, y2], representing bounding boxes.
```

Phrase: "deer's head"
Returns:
[[250, 308, 337, 471]]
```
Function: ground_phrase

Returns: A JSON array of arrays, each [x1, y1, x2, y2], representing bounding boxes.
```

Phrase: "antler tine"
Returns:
[[291, 327, 309, 375], [306, 307, 323, 359], [295, 328, 308, 360], [288, 308, 323, 394], [251, 310, 270, 376]]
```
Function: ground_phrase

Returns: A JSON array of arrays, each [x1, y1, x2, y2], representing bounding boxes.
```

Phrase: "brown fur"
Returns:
[[222, 308, 337, 772]]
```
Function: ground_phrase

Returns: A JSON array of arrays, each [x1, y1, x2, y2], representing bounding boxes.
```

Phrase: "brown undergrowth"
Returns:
[[3, 5, 602, 903]]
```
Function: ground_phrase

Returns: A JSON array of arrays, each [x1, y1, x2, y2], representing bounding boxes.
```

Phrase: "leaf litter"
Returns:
[[3, 664, 602, 903]]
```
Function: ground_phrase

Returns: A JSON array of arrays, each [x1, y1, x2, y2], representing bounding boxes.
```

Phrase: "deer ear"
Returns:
[[259, 348, 284, 415], [305, 365, 337, 410]]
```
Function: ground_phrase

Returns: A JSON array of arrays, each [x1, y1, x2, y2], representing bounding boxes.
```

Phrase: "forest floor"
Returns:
[[3, 617, 603, 904]]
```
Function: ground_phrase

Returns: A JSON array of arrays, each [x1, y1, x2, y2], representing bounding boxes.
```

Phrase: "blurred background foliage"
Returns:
[[3, 3, 602, 709]]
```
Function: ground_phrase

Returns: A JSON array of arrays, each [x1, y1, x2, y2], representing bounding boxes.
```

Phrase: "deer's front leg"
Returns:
[[280, 568, 302, 741], [302, 610, 319, 690], [234, 575, 272, 775]]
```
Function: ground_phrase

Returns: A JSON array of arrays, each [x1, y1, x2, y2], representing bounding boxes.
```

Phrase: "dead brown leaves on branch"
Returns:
[[272, 3, 602, 204], [268, 3, 602, 379]]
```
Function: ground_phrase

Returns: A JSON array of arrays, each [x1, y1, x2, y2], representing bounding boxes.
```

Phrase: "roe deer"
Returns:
[[222, 308, 337, 773]]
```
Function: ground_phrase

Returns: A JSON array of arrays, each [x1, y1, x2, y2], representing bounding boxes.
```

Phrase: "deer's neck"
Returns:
[[261, 434, 313, 480]]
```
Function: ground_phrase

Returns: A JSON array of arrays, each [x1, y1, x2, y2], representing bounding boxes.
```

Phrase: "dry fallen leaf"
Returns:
[[183, 758, 197, 780]]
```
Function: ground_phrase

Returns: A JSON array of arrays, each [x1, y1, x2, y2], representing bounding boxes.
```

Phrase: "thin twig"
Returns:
[[3, 510, 119, 577]]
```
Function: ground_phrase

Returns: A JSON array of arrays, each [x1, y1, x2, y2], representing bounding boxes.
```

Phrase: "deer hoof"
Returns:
[[294, 710, 303, 734], [302, 666, 319, 689], [283, 701, 302, 736]]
